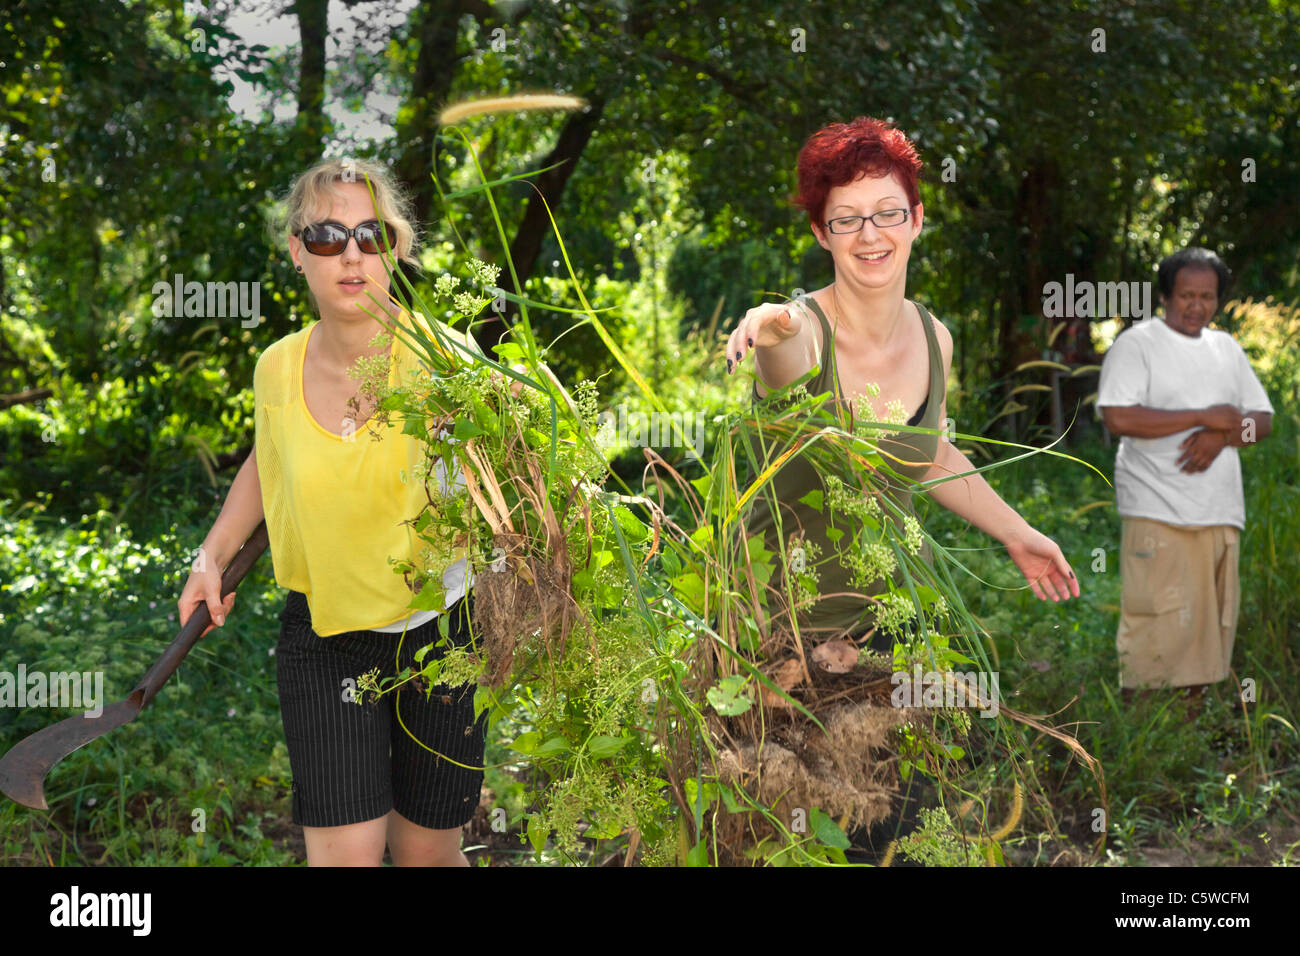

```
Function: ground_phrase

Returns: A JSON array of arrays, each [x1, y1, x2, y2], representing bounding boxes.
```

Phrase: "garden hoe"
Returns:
[[0, 522, 269, 810]]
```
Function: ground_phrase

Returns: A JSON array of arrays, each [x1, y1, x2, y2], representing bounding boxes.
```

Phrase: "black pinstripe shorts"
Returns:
[[275, 589, 487, 830]]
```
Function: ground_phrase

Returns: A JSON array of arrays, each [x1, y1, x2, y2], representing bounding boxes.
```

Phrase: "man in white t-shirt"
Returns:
[[1096, 248, 1274, 700]]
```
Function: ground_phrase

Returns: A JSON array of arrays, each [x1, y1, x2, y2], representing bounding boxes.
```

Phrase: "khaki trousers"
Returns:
[[1116, 516, 1241, 689]]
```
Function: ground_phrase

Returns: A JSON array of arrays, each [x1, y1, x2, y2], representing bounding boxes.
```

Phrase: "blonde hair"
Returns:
[[270, 157, 421, 272]]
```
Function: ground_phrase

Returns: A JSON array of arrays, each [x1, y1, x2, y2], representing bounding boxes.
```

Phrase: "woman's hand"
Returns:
[[1003, 527, 1079, 602], [177, 551, 235, 639], [725, 300, 809, 374]]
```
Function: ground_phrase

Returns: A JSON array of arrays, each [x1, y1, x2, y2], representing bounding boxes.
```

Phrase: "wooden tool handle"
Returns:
[[131, 521, 270, 711]]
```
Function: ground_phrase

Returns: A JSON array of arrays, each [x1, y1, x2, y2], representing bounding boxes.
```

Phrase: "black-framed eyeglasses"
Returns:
[[296, 219, 397, 256], [825, 209, 910, 233]]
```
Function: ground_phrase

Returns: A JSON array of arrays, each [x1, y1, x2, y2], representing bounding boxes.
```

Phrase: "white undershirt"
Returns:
[[367, 558, 474, 633]]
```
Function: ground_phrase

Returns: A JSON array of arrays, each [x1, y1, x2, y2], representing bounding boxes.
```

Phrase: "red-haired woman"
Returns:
[[730, 117, 1079, 648]]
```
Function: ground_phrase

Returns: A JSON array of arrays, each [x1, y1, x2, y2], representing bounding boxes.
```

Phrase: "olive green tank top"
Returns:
[[744, 296, 945, 636]]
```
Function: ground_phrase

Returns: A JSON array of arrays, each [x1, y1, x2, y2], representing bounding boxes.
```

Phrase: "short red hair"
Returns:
[[790, 117, 924, 230]]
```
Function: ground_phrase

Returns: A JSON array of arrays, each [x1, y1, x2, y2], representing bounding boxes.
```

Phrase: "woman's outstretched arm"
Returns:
[[923, 436, 1078, 602], [177, 446, 266, 636], [916, 319, 1077, 602]]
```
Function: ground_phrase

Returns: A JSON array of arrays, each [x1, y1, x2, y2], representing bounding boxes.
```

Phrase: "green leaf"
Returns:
[[587, 735, 626, 758], [583, 814, 623, 840], [913, 585, 940, 604], [685, 840, 708, 866], [535, 735, 571, 756], [671, 571, 705, 613], [472, 686, 491, 722], [527, 814, 548, 852], [685, 777, 719, 809], [453, 417, 485, 440], [471, 397, 500, 433], [509, 731, 541, 754], [809, 808, 851, 849], [745, 534, 772, 563], [798, 489, 824, 511], [707, 674, 752, 716], [408, 582, 446, 611], [735, 616, 763, 654], [719, 784, 743, 813], [613, 505, 649, 543]]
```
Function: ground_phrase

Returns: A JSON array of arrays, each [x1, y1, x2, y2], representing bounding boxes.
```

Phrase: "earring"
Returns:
[[295, 265, 303, 272]]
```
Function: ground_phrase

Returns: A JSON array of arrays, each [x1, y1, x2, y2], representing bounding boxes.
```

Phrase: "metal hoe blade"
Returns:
[[0, 521, 268, 810], [0, 697, 143, 810]]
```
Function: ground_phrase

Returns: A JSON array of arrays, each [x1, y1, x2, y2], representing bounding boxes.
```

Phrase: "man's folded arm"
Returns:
[[1100, 405, 1212, 439], [1223, 410, 1272, 447]]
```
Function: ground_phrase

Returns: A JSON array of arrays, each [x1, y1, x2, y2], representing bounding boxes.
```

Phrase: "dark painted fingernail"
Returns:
[[727, 359, 733, 373], [736, 350, 742, 360], [1069, 570, 1074, 578], [748, 337, 754, 347]]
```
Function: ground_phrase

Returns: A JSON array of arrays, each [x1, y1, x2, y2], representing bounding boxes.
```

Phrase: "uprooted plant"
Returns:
[[339, 127, 1107, 866]]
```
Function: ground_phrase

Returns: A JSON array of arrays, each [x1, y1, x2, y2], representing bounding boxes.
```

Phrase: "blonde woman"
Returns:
[[178, 158, 486, 866]]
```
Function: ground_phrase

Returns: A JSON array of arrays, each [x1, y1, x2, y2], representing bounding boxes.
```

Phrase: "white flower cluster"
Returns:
[[434, 274, 459, 300], [873, 591, 918, 635], [902, 514, 924, 555], [433, 259, 500, 318], [785, 534, 821, 602], [851, 386, 909, 439], [572, 379, 600, 427], [852, 540, 896, 590], [467, 257, 501, 288], [824, 473, 882, 521], [453, 291, 493, 317]]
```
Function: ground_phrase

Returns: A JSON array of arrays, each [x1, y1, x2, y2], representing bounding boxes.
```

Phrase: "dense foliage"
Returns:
[[2, 0, 1297, 866]]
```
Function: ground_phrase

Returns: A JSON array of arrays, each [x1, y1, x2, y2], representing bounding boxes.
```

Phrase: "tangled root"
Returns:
[[694, 631, 932, 862], [473, 531, 575, 687], [716, 695, 918, 835]]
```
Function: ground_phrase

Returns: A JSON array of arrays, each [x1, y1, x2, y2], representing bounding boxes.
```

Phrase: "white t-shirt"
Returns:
[[1096, 316, 1273, 530]]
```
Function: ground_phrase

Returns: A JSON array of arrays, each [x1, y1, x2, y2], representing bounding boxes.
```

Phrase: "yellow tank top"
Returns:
[[253, 309, 480, 636]]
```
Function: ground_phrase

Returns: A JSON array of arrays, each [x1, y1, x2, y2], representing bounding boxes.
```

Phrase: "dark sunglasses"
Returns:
[[296, 219, 397, 256]]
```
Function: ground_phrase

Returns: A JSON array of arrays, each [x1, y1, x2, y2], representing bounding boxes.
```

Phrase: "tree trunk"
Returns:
[[293, 0, 331, 158], [480, 94, 607, 353]]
